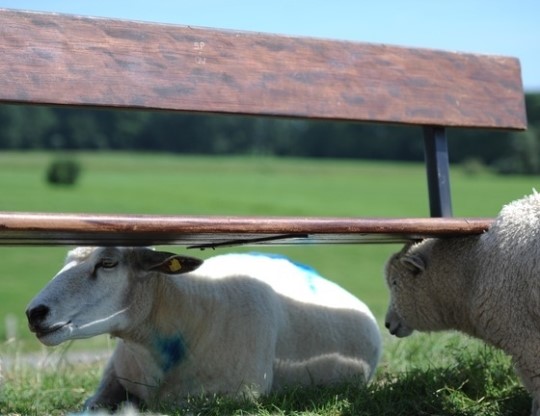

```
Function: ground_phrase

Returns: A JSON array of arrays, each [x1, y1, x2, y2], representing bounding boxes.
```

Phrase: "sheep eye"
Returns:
[[99, 259, 118, 269]]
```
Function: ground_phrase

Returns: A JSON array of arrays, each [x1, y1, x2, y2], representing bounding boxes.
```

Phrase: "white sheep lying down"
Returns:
[[384, 191, 540, 416], [26, 248, 381, 410]]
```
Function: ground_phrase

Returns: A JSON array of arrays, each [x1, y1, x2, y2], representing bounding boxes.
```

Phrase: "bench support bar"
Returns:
[[423, 126, 453, 217]]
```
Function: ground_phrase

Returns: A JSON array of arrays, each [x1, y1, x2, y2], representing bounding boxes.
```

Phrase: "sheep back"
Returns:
[[195, 253, 382, 387]]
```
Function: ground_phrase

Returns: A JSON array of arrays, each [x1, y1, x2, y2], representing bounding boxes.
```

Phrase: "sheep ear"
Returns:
[[399, 241, 415, 255], [139, 250, 203, 274], [151, 255, 203, 275], [400, 254, 425, 274]]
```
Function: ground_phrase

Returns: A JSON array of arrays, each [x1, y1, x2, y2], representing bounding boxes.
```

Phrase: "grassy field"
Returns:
[[0, 151, 539, 415], [0, 338, 530, 415]]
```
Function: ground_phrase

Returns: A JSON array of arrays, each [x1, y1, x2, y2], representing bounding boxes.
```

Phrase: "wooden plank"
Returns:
[[0, 9, 526, 129], [0, 212, 492, 247]]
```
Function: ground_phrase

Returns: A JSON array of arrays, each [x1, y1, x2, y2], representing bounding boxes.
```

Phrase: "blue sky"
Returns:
[[1, 0, 538, 91]]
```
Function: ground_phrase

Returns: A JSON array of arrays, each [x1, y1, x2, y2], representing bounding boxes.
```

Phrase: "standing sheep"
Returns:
[[26, 248, 381, 411], [384, 191, 540, 415]]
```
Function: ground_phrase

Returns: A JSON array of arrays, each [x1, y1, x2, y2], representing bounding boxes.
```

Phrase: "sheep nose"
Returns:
[[384, 321, 390, 329], [26, 304, 50, 328]]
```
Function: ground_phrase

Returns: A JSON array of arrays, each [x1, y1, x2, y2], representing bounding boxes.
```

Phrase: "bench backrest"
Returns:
[[0, 8, 526, 129]]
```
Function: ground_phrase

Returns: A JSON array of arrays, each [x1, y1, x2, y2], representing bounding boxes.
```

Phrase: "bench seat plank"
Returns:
[[0, 212, 492, 247], [0, 8, 526, 129]]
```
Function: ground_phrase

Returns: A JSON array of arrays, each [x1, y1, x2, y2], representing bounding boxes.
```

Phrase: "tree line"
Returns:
[[1, 93, 539, 174]]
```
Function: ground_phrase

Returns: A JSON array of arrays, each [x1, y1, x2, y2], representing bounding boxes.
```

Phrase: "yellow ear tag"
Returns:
[[168, 258, 182, 272]]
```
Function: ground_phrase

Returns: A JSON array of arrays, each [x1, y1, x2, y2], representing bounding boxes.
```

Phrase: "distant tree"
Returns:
[[1, 93, 540, 176], [494, 128, 540, 175], [0, 105, 56, 149], [46, 158, 81, 186]]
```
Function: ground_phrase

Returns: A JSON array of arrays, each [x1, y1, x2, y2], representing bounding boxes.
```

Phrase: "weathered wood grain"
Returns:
[[0, 212, 492, 246], [0, 9, 526, 129]]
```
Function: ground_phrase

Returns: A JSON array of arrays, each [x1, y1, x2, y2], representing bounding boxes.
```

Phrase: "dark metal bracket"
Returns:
[[423, 126, 453, 217]]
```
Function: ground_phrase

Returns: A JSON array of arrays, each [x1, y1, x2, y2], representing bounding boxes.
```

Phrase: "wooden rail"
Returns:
[[0, 212, 492, 247]]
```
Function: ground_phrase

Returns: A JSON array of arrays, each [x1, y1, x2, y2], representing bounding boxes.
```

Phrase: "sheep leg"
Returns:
[[513, 362, 540, 416], [531, 399, 539, 416], [84, 357, 138, 410]]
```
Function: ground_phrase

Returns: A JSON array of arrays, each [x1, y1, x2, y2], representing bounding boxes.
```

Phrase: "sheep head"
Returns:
[[384, 240, 452, 337], [26, 247, 203, 346], [385, 237, 477, 339], [384, 247, 421, 338]]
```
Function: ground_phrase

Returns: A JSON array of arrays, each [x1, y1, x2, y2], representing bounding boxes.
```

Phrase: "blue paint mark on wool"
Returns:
[[247, 252, 322, 293], [247, 252, 320, 275], [154, 333, 186, 372]]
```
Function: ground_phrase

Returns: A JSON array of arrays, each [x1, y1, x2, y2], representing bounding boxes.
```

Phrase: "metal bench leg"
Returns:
[[423, 126, 453, 217]]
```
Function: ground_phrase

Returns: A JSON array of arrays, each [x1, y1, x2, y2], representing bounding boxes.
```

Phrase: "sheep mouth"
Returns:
[[34, 321, 70, 338], [387, 321, 414, 338]]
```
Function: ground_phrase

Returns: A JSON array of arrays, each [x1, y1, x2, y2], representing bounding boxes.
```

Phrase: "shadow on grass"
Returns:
[[160, 346, 531, 416]]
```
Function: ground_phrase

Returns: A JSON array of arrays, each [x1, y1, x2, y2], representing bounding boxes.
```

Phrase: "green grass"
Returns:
[[1, 152, 537, 343], [0, 151, 538, 414], [0, 335, 530, 415]]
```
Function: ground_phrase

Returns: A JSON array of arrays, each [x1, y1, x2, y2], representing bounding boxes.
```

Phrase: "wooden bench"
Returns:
[[0, 9, 526, 247]]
